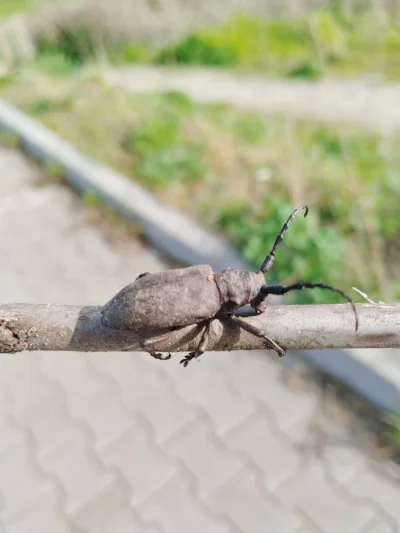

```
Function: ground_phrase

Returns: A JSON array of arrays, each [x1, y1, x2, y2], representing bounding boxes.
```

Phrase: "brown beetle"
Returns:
[[101, 206, 358, 366]]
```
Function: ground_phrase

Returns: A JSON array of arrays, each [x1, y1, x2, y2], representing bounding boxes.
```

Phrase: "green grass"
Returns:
[[36, 5, 397, 81], [0, 0, 64, 18], [2, 3, 400, 80], [1, 75, 399, 305], [154, 10, 400, 79]]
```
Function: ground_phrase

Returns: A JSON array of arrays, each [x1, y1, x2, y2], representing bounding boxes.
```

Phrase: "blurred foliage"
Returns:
[[29, 49, 80, 75], [0, 0, 63, 18], [37, 26, 98, 65], [0, 129, 20, 148], [155, 9, 400, 79], [2, 76, 399, 304], [122, 92, 205, 188], [108, 43, 153, 65], [23, 4, 400, 80]]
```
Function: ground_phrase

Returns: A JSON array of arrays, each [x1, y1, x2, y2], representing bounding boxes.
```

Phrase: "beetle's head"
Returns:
[[216, 268, 266, 312], [248, 271, 268, 312]]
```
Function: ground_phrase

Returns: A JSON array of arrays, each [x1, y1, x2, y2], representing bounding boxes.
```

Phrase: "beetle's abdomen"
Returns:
[[101, 264, 221, 330]]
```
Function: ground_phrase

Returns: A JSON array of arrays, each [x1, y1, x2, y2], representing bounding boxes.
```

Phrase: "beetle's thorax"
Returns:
[[214, 268, 265, 313]]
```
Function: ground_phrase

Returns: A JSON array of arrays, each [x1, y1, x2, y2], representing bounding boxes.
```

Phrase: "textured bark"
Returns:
[[0, 303, 398, 355]]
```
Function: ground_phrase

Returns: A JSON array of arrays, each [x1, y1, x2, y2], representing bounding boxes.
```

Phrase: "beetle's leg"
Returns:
[[229, 315, 286, 358], [254, 283, 359, 331], [122, 342, 172, 360], [234, 305, 264, 318], [122, 335, 172, 360], [148, 351, 172, 361], [180, 320, 211, 367], [141, 327, 181, 361], [141, 328, 182, 349]]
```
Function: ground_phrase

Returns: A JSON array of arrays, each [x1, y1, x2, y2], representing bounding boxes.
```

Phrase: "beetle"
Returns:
[[101, 206, 358, 366]]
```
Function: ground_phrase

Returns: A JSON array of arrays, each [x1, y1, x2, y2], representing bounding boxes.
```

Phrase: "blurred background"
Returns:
[[0, 0, 399, 532]]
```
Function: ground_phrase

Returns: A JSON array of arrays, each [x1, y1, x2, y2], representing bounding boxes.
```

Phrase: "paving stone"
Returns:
[[362, 516, 399, 533], [0, 415, 24, 453], [73, 483, 162, 533], [114, 369, 196, 444], [224, 412, 300, 491], [0, 438, 53, 520], [231, 363, 318, 437], [63, 383, 133, 450], [275, 461, 376, 533], [164, 419, 244, 499], [177, 371, 255, 436], [344, 463, 400, 526], [141, 474, 233, 533], [322, 441, 369, 484], [39, 355, 101, 404], [207, 468, 303, 533], [10, 397, 74, 458], [99, 422, 177, 506], [2, 489, 74, 533], [38, 428, 116, 514], [88, 353, 161, 394]]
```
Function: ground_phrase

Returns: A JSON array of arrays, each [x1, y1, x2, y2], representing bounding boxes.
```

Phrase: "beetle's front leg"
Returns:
[[234, 304, 265, 318], [180, 320, 212, 367], [229, 315, 286, 358]]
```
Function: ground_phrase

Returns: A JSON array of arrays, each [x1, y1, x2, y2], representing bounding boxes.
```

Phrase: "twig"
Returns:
[[0, 302, 399, 355], [352, 287, 385, 305]]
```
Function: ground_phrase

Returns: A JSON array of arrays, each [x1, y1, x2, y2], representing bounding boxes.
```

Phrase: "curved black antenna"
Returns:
[[259, 205, 308, 274], [259, 282, 359, 332]]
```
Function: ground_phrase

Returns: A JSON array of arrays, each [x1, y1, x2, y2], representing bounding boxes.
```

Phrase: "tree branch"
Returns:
[[0, 303, 398, 355]]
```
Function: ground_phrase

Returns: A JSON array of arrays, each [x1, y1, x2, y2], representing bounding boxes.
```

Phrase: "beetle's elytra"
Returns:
[[101, 206, 358, 366]]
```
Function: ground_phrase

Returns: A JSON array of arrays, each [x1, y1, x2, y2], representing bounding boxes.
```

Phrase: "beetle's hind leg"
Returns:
[[180, 320, 212, 367], [229, 315, 286, 358]]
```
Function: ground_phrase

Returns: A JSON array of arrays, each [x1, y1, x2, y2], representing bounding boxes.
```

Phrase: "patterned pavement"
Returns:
[[0, 143, 399, 532]]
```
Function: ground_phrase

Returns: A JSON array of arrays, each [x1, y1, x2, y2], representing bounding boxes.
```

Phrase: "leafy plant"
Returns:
[[30, 49, 82, 76], [124, 107, 205, 188], [37, 23, 98, 66], [108, 43, 153, 65], [233, 113, 266, 144], [156, 33, 238, 67]]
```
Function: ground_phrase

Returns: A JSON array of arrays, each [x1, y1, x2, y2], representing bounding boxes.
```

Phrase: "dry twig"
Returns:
[[0, 302, 398, 355]]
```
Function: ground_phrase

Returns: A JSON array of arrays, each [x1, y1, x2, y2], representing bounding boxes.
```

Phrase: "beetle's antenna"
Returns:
[[259, 205, 308, 274], [258, 282, 359, 331]]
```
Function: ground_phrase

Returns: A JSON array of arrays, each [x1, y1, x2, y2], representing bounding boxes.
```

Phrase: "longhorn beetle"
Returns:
[[101, 206, 358, 366]]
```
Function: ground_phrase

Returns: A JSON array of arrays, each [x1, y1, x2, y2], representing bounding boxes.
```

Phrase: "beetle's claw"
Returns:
[[149, 351, 171, 361], [180, 352, 197, 367]]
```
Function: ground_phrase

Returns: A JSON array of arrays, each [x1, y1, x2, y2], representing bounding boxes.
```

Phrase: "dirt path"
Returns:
[[103, 66, 400, 134]]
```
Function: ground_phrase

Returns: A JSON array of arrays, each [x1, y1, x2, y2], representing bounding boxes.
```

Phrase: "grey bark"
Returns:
[[0, 303, 398, 355]]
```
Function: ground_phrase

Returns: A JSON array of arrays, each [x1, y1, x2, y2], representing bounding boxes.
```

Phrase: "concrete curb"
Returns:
[[0, 98, 398, 417]]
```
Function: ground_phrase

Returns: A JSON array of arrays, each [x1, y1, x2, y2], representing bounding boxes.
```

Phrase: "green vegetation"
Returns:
[[0, 0, 64, 18], [27, 4, 400, 80], [155, 10, 400, 79], [0, 129, 20, 148], [1, 75, 399, 304]]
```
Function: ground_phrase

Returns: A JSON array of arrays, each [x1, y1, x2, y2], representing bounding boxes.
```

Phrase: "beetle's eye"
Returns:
[[136, 272, 150, 280]]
